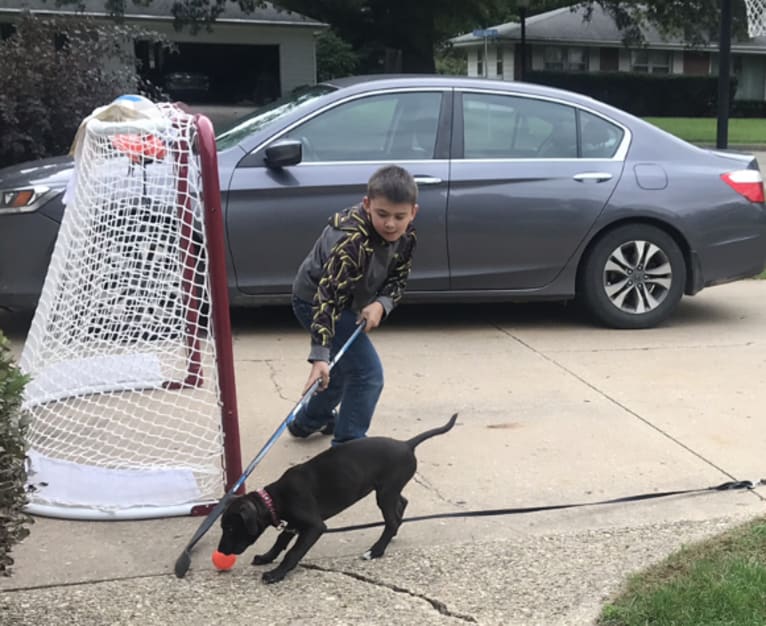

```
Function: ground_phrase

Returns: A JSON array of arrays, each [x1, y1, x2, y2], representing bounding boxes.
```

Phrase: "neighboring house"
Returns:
[[451, 4, 766, 102], [0, 0, 327, 104]]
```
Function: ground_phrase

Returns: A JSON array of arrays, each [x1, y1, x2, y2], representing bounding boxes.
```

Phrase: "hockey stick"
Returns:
[[174, 320, 366, 578]]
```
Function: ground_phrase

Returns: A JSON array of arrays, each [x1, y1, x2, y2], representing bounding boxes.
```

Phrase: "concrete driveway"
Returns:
[[1, 281, 765, 625]]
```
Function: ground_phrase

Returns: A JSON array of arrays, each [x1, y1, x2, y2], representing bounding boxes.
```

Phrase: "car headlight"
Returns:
[[0, 185, 58, 214]]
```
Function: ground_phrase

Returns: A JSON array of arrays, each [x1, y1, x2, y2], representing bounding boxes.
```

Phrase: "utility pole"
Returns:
[[717, 0, 732, 149]]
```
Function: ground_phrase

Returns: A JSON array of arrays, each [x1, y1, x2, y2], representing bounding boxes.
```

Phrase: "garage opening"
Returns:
[[136, 41, 280, 106]]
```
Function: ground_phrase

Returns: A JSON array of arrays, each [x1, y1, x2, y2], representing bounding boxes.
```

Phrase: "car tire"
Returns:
[[579, 223, 686, 329]]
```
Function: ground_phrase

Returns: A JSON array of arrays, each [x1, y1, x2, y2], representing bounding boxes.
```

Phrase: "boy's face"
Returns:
[[362, 196, 418, 243]]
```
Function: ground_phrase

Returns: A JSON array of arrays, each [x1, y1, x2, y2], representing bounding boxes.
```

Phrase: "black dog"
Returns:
[[217, 413, 458, 583]]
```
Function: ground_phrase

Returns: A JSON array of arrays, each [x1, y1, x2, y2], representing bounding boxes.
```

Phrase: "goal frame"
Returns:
[[22, 111, 243, 520]]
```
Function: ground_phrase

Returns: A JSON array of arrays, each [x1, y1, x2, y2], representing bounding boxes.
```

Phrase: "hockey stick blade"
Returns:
[[174, 492, 237, 577], [172, 321, 365, 578]]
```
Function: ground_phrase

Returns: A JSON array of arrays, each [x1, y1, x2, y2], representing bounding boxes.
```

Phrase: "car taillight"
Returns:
[[721, 170, 765, 203]]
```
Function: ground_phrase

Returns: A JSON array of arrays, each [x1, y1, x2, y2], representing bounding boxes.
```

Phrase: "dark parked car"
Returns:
[[163, 71, 211, 101], [2, 75, 765, 328]]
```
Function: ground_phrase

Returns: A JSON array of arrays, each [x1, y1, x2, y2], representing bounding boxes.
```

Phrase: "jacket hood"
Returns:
[[329, 204, 372, 233]]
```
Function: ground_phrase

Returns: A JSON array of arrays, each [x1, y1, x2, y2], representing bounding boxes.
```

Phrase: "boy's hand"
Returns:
[[359, 301, 385, 332], [304, 360, 330, 393]]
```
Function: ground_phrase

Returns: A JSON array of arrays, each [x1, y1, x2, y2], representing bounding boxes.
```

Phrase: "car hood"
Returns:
[[0, 156, 74, 190]]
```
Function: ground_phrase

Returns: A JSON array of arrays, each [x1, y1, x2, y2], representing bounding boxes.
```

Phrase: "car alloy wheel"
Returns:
[[603, 239, 671, 315], [580, 223, 686, 329]]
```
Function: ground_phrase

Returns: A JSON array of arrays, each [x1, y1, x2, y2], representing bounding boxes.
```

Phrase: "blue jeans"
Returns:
[[292, 296, 384, 445]]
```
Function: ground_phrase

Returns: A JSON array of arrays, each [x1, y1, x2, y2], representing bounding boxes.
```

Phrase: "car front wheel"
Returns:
[[579, 223, 686, 329]]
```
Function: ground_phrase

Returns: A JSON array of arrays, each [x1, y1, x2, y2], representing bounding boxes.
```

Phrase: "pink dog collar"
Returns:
[[256, 488, 281, 527]]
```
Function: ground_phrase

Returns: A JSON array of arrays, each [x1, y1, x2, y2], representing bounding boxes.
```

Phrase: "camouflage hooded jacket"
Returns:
[[292, 204, 417, 362]]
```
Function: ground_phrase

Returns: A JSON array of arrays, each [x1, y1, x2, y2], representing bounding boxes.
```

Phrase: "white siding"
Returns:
[[589, 47, 600, 72], [467, 48, 479, 77], [503, 47, 516, 81], [671, 50, 683, 74]]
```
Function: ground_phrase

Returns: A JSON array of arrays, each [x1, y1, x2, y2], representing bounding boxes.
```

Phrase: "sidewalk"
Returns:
[[2, 282, 766, 625]]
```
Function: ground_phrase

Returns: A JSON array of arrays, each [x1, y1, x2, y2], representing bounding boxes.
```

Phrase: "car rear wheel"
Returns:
[[579, 223, 686, 329]]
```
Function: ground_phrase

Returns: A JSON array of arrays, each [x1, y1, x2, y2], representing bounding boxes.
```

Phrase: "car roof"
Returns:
[[321, 74, 603, 109]]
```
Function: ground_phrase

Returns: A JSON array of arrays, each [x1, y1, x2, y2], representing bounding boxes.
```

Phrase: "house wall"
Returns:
[[463, 42, 766, 102]]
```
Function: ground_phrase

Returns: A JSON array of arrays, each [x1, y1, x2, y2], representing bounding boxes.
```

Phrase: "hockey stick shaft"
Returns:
[[174, 320, 365, 577]]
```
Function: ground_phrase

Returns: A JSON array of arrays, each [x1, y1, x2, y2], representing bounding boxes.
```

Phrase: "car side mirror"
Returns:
[[264, 140, 303, 168]]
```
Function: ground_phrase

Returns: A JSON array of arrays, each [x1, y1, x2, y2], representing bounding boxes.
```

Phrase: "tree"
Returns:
[[315, 29, 359, 81], [585, 0, 749, 45], [0, 13, 169, 166]]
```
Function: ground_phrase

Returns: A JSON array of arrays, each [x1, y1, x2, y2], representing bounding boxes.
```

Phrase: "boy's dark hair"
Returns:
[[367, 165, 418, 204]]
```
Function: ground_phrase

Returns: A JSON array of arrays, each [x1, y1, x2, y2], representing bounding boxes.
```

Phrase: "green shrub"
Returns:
[[316, 29, 360, 82], [0, 331, 31, 576], [0, 12, 168, 168]]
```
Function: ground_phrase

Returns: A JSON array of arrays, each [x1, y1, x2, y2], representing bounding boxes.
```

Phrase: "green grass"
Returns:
[[598, 517, 766, 625], [644, 117, 766, 145]]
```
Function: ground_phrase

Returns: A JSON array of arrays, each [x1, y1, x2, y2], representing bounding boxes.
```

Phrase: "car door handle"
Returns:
[[413, 176, 443, 185], [573, 172, 613, 183]]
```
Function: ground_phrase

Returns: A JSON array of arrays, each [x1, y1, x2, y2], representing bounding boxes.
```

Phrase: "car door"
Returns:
[[226, 89, 451, 296], [447, 90, 627, 290]]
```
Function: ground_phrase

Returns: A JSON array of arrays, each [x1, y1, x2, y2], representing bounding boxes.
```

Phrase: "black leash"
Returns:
[[324, 479, 759, 534]]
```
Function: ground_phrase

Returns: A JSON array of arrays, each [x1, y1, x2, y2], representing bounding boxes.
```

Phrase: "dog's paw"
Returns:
[[262, 568, 286, 584], [252, 554, 272, 566], [361, 548, 383, 560]]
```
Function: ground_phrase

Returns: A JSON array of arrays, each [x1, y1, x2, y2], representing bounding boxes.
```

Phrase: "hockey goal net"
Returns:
[[20, 100, 242, 520]]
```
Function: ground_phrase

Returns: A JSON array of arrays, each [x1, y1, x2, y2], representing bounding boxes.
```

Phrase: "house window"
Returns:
[[477, 47, 484, 77], [544, 46, 588, 72], [496, 46, 504, 77], [632, 50, 671, 74]]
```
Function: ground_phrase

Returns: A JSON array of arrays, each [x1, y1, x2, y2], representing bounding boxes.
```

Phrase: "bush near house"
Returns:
[[316, 29, 359, 82], [527, 71, 738, 118], [0, 13, 168, 168], [0, 331, 31, 577]]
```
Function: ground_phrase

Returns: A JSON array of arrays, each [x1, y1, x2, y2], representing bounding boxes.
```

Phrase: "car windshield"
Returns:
[[215, 84, 337, 150]]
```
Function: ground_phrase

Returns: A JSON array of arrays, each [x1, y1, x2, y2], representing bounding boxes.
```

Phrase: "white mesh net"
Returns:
[[21, 102, 232, 519], [745, 0, 766, 37]]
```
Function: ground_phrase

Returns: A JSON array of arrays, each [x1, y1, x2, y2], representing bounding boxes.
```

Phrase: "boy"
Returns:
[[289, 165, 419, 445]]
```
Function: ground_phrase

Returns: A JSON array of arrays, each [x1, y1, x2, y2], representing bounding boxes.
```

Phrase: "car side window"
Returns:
[[462, 93, 578, 159], [580, 110, 624, 158], [282, 91, 442, 162]]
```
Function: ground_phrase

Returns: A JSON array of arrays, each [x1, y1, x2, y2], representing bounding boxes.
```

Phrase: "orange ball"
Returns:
[[211, 550, 237, 571]]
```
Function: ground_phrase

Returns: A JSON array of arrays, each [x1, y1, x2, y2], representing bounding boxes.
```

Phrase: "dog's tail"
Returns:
[[406, 413, 458, 449]]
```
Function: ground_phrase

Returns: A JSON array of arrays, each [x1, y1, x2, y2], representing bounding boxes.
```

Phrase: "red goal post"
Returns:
[[20, 102, 242, 520]]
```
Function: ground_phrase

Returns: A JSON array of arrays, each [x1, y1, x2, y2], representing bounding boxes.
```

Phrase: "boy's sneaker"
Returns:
[[288, 409, 337, 438], [320, 410, 337, 436], [287, 419, 313, 438]]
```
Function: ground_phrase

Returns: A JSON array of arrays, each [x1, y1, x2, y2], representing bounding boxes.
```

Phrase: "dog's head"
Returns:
[[217, 494, 271, 555]]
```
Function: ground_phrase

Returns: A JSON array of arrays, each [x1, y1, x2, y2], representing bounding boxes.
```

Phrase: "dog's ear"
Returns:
[[240, 497, 264, 536]]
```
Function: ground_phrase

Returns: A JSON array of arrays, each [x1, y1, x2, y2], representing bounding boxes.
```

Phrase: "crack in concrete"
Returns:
[[496, 325, 766, 503], [413, 473, 462, 507], [299, 563, 477, 622], [264, 359, 292, 402]]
